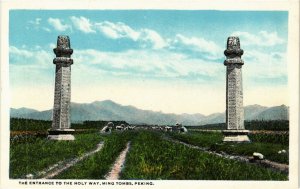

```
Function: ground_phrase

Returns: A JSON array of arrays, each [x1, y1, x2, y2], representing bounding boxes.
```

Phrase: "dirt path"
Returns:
[[165, 137, 288, 174], [33, 142, 104, 179], [105, 142, 131, 180]]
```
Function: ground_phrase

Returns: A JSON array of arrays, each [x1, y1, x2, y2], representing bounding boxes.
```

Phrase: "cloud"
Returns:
[[139, 29, 167, 49], [27, 18, 43, 31], [28, 18, 41, 25], [95, 21, 140, 40], [69, 17, 223, 52], [9, 46, 53, 69], [243, 49, 287, 81], [9, 46, 54, 91], [70, 16, 95, 33], [169, 34, 223, 60], [48, 18, 71, 32], [72, 48, 223, 82], [9, 46, 33, 58], [231, 31, 285, 47], [228, 31, 287, 82], [10, 44, 285, 88], [71, 46, 287, 89], [9, 45, 288, 114], [95, 21, 167, 49], [68, 18, 167, 49], [42, 27, 51, 32], [49, 43, 56, 49]]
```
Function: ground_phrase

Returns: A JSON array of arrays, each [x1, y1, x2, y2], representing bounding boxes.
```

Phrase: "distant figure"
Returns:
[[175, 123, 182, 132], [179, 126, 188, 133], [116, 125, 124, 131], [101, 125, 111, 134], [165, 126, 172, 132], [107, 122, 114, 128], [128, 126, 136, 130], [175, 123, 182, 127], [101, 122, 113, 134], [151, 125, 161, 130]]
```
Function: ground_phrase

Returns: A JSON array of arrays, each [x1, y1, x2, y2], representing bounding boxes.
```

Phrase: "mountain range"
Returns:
[[10, 100, 289, 125]]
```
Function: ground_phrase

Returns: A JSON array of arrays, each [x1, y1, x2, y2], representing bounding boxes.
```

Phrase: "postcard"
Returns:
[[0, 0, 299, 188]]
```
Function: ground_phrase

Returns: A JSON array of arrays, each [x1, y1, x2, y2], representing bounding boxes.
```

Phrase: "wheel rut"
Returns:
[[105, 141, 131, 180], [165, 136, 288, 174], [28, 141, 105, 179]]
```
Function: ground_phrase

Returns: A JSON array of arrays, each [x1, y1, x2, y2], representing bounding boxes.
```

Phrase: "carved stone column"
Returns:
[[48, 35, 75, 140], [222, 36, 250, 142]]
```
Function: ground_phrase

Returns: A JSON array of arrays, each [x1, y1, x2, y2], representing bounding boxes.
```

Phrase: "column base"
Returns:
[[222, 130, 250, 143], [48, 129, 75, 141]]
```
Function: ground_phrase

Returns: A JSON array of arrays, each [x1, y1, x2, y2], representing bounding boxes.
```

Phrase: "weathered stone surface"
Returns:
[[48, 134, 75, 141], [223, 36, 250, 142], [222, 130, 250, 142], [49, 36, 74, 141]]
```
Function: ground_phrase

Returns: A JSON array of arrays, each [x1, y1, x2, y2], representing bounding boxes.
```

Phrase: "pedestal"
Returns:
[[48, 129, 75, 141], [222, 130, 250, 142]]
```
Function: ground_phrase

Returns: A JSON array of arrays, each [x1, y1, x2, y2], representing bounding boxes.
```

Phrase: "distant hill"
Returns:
[[254, 105, 289, 120], [244, 104, 268, 120], [10, 100, 289, 125], [10, 107, 39, 117]]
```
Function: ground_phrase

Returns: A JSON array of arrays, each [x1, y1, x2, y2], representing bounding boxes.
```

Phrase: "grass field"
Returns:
[[168, 131, 288, 164], [10, 133, 103, 178], [187, 120, 289, 131], [121, 131, 287, 180], [55, 131, 135, 179], [10, 118, 289, 180]]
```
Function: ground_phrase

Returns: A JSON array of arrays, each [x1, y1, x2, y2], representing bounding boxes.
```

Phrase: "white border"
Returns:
[[1, 0, 299, 189]]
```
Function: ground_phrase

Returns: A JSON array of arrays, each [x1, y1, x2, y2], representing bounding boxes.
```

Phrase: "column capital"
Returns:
[[224, 36, 244, 66], [53, 35, 73, 58]]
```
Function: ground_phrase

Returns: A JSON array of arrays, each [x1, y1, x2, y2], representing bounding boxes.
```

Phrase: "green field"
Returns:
[[55, 131, 135, 179], [10, 118, 289, 180], [121, 131, 286, 180], [168, 131, 288, 164], [10, 133, 103, 178]]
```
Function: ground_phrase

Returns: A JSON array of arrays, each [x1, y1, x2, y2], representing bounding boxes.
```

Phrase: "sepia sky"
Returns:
[[9, 10, 288, 115]]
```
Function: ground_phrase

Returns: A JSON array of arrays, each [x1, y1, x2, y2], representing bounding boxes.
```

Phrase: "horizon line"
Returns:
[[10, 99, 288, 116]]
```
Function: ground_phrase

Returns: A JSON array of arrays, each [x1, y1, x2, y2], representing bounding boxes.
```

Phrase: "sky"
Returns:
[[9, 10, 288, 115]]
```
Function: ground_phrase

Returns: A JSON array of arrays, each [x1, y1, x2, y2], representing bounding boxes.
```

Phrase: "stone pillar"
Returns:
[[222, 36, 250, 142], [48, 35, 75, 140]]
